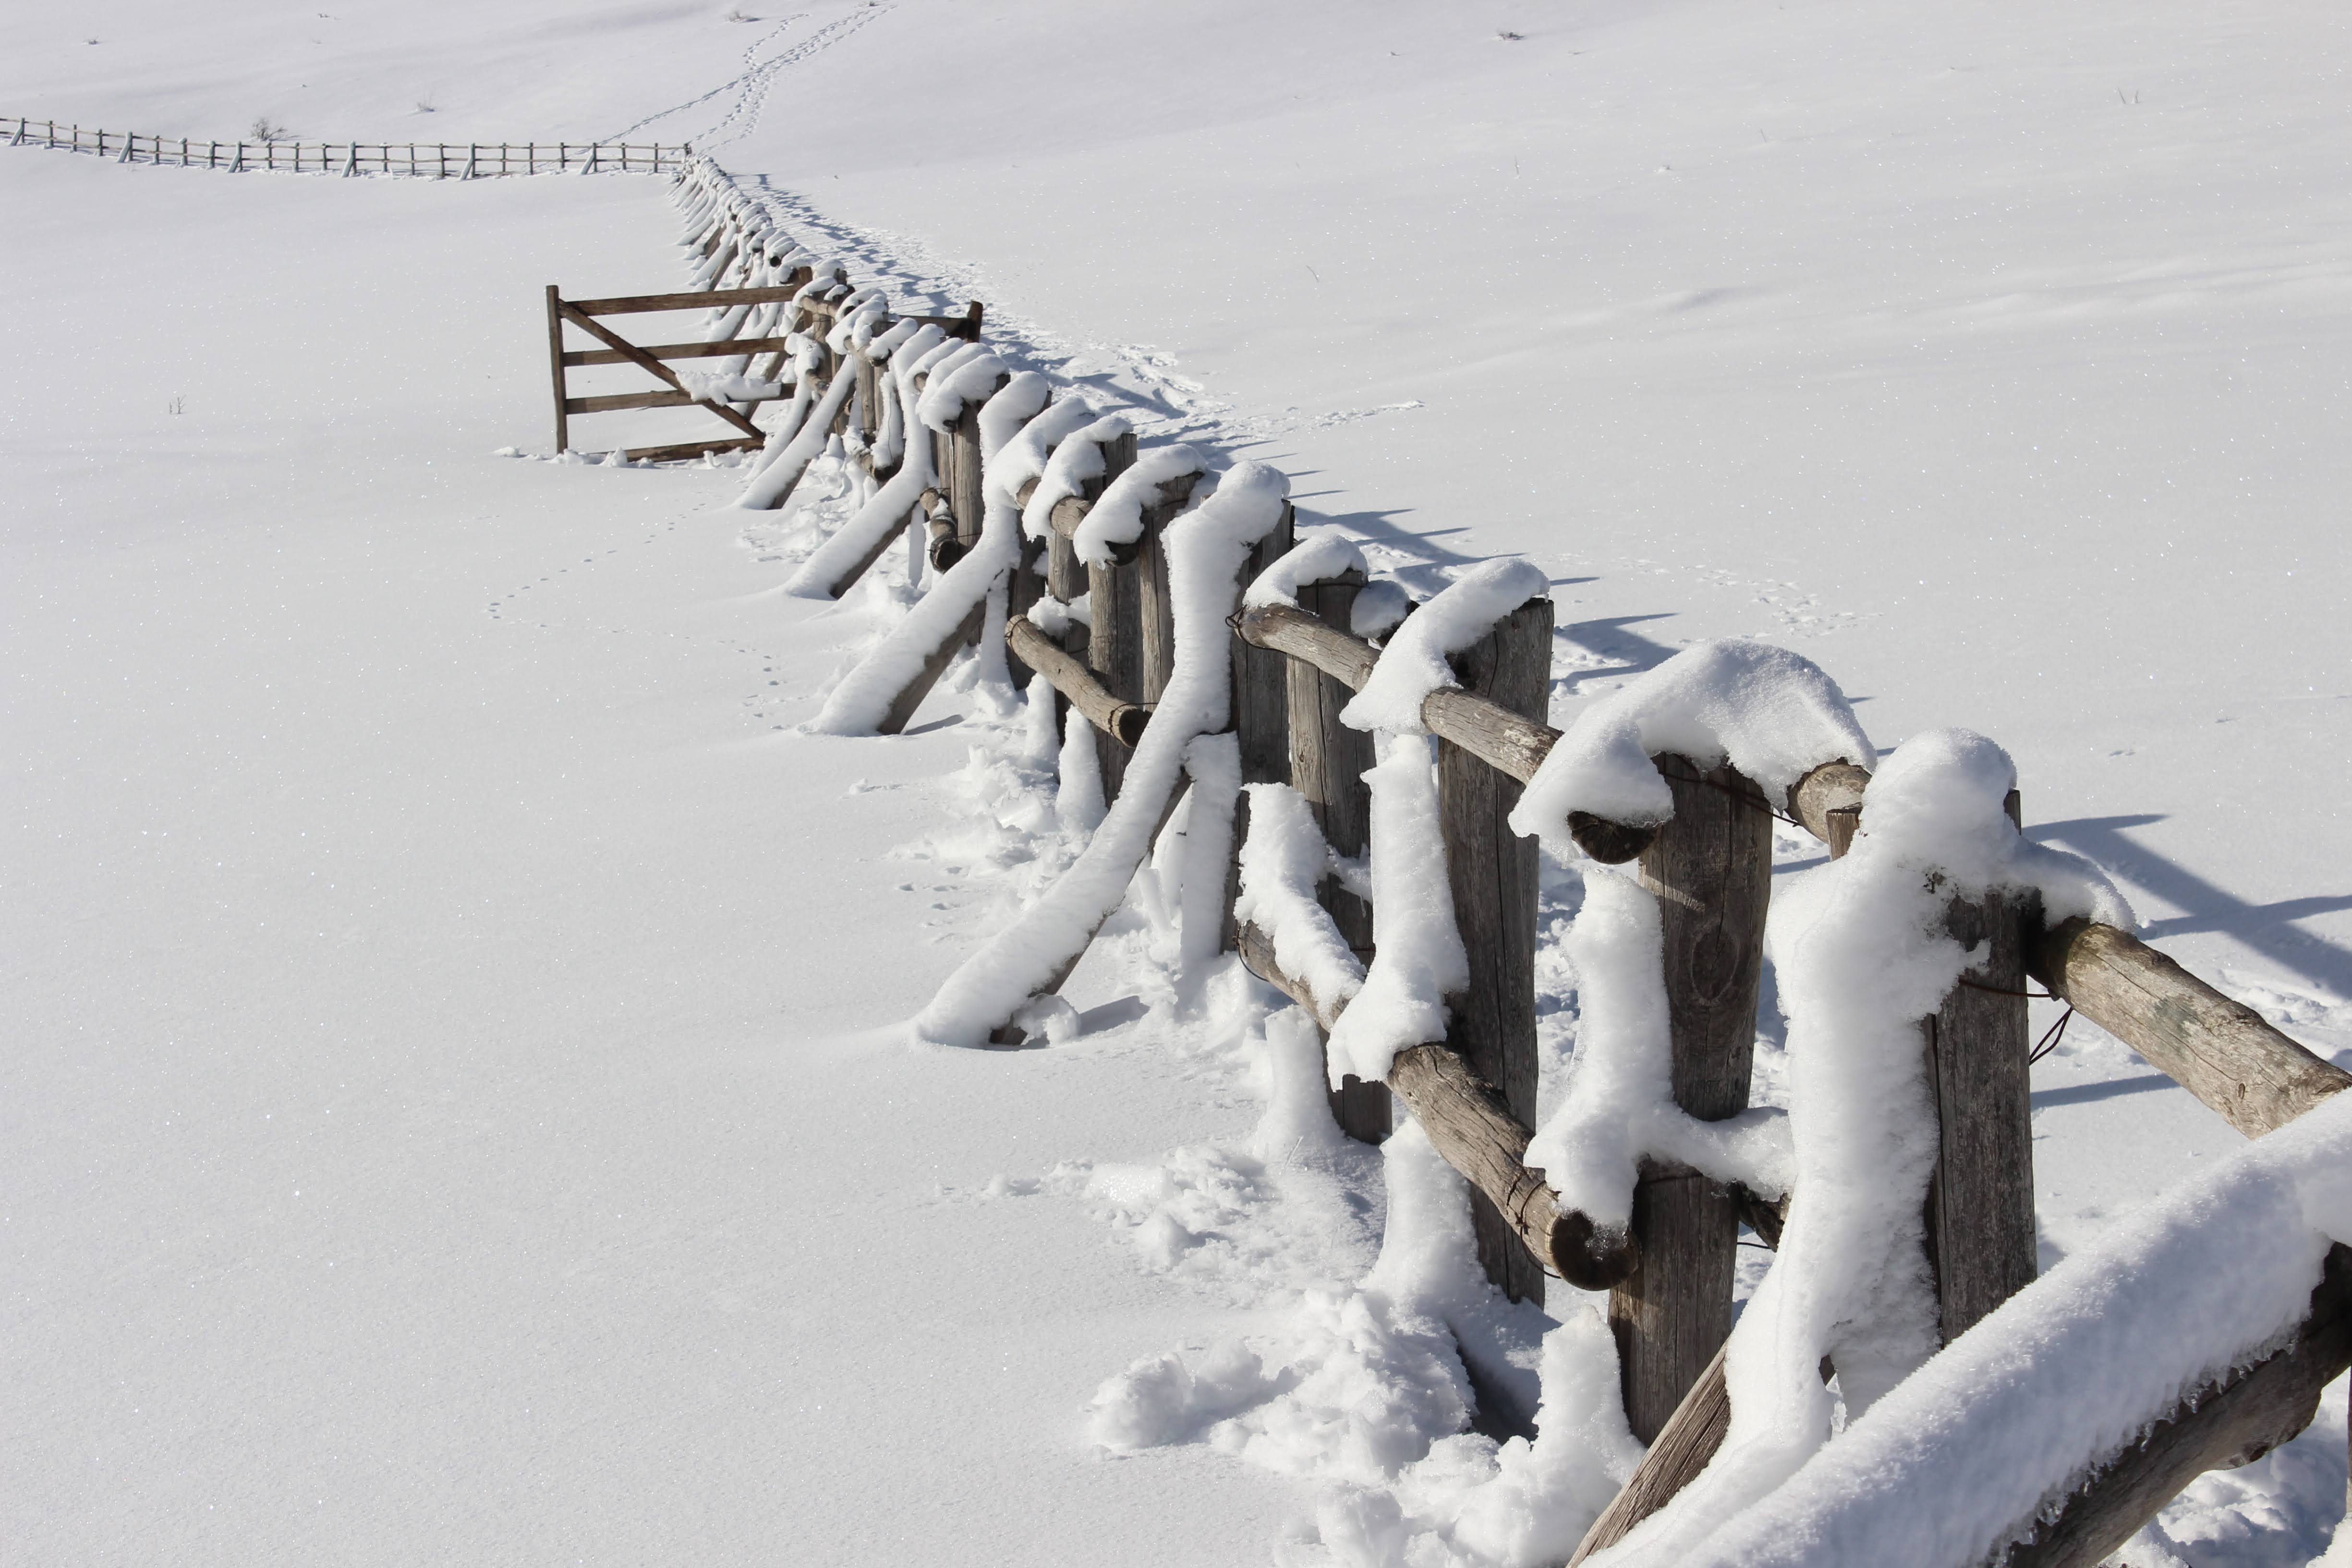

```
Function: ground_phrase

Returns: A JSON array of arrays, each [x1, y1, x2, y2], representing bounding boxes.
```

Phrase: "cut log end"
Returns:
[[1111, 705, 1151, 748], [1568, 811, 1658, 865], [928, 535, 966, 571], [1550, 1207, 1640, 1291]]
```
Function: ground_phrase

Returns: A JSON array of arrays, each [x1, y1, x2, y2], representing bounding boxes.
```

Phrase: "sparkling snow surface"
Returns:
[[10, 2, 2352, 1564]]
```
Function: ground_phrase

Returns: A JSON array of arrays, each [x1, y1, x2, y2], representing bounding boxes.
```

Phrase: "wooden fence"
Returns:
[[4, 116, 682, 176], [628, 155, 2352, 1566], [544, 205, 982, 461]]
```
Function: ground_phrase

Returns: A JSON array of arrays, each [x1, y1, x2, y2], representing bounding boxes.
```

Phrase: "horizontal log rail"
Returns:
[[2030, 919, 2352, 1137], [1237, 920, 1637, 1289], [565, 385, 786, 415], [562, 334, 801, 368], [618, 434, 764, 464], [568, 284, 811, 316], [1006, 616, 1149, 746], [1012, 475, 1095, 544], [1238, 601, 1637, 861]]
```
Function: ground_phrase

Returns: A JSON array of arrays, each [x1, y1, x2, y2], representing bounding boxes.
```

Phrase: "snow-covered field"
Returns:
[[9, 2, 2352, 1563]]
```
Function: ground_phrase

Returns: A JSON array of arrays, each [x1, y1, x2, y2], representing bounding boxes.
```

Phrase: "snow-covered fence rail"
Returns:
[[656, 148, 2352, 1561], [4, 116, 683, 176]]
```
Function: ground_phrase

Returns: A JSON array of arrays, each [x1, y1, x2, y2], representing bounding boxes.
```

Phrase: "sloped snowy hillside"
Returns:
[[8, 3, 2352, 1564]]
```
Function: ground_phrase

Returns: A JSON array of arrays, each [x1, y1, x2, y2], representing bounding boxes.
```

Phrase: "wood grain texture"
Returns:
[[568, 283, 809, 316], [1220, 505, 1296, 956], [1570, 755, 1865, 1553], [562, 334, 802, 367], [544, 285, 569, 454], [1234, 602, 1559, 799], [1923, 881, 2037, 1344], [1786, 760, 1872, 842], [1081, 434, 1140, 802], [1567, 1341, 1733, 1566], [563, 386, 785, 414], [1611, 756, 1772, 1442], [1005, 616, 1149, 747], [1285, 569, 1385, 1143], [1438, 597, 1553, 1305], [947, 383, 1002, 548], [2030, 918, 2352, 1139]]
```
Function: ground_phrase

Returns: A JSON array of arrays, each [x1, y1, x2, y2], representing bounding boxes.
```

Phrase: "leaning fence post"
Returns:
[[1923, 786, 2036, 1341], [1281, 564, 1385, 1141], [1608, 755, 1774, 1442], [1437, 595, 1554, 1302]]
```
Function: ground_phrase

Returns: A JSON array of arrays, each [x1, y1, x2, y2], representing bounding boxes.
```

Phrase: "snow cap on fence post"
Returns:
[[1506, 640, 1875, 854], [1337, 557, 1549, 734], [1244, 529, 1370, 610], [1070, 444, 1211, 566], [1020, 413, 1133, 541], [988, 398, 1101, 513]]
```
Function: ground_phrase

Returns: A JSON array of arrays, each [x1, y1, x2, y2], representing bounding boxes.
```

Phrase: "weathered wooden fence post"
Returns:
[[544, 286, 570, 455], [1923, 786, 2035, 1341], [1610, 755, 1773, 1442], [1219, 503, 1296, 955], [1438, 595, 1554, 1302], [1083, 433, 1144, 802], [1274, 566, 1386, 1141], [946, 382, 999, 554]]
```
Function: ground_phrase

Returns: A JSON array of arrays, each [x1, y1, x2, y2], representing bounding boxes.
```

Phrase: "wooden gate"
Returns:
[[543, 283, 810, 463]]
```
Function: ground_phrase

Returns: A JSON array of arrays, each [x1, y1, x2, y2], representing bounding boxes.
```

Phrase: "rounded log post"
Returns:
[[1922, 788, 2037, 1343], [854, 353, 882, 451], [1082, 434, 1142, 801], [1609, 755, 1773, 1442], [1137, 473, 1206, 703], [1218, 502, 1296, 956], [1284, 566, 1386, 1142], [947, 378, 1003, 549], [1437, 596, 1555, 1305]]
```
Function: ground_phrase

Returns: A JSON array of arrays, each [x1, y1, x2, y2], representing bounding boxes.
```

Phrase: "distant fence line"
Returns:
[[3, 117, 685, 176]]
